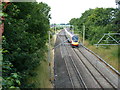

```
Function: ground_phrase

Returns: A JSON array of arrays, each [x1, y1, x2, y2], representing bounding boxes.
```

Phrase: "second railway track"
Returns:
[[72, 47, 117, 89]]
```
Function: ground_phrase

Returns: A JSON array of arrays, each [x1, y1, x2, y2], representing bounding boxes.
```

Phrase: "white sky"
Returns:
[[37, 0, 117, 24]]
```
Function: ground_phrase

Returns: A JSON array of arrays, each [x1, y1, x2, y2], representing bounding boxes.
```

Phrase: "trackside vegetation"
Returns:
[[69, 8, 120, 71], [70, 8, 120, 44], [2, 2, 51, 88], [84, 40, 119, 71]]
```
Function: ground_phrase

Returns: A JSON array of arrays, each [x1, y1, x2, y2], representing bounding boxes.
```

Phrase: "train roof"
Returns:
[[64, 28, 74, 37]]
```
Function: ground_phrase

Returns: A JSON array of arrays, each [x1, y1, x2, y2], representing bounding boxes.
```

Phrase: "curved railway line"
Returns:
[[54, 30, 119, 89]]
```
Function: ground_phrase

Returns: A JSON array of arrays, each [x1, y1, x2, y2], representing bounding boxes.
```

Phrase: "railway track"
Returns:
[[72, 48, 117, 89], [56, 30, 119, 89], [60, 35, 87, 89]]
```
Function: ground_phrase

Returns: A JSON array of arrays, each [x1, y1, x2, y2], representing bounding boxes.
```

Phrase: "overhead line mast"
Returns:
[[115, 0, 120, 10]]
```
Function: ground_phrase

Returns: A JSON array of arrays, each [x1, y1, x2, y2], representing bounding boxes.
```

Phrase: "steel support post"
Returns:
[[83, 24, 85, 45]]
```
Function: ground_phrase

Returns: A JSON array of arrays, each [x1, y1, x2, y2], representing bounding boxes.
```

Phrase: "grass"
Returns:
[[27, 60, 53, 88], [84, 40, 119, 72], [27, 32, 57, 88]]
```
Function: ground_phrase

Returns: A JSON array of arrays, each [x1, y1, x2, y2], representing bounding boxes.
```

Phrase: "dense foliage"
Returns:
[[2, 2, 51, 88], [69, 8, 120, 44]]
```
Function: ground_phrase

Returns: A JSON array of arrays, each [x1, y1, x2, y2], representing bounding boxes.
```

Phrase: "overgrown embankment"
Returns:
[[27, 31, 57, 88]]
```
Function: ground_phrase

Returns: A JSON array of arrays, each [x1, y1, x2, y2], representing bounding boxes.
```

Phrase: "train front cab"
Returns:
[[71, 35, 79, 48]]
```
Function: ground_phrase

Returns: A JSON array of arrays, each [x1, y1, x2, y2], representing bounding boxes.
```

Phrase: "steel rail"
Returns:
[[55, 33, 74, 88], [63, 57, 75, 89], [81, 45, 120, 76], [62, 34, 87, 89], [61, 34, 87, 90], [59, 34, 75, 89], [65, 46, 87, 89], [71, 48, 104, 89], [77, 48, 117, 89], [63, 37, 80, 88], [60, 44, 74, 88]]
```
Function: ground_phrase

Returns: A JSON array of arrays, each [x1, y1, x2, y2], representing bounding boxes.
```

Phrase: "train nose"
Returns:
[[71, 42, 79, 46]]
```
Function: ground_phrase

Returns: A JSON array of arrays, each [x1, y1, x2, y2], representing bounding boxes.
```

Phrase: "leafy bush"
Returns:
[[2, 2, 51, 88]]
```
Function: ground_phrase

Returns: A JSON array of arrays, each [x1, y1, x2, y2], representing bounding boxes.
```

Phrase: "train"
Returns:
[[64, 28, 79, 47]]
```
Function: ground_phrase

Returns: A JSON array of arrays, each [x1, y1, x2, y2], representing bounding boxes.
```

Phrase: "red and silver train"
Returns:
[[64, 28, 79, 47]]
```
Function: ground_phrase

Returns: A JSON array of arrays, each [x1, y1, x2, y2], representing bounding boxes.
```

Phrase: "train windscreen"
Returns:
[[72, 36, 78, 42]]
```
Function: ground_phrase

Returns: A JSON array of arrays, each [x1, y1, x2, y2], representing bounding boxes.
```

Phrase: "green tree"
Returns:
[[3, 2, 51, 88], [113, 9, 120, 33], [69, 8, 117, 44]]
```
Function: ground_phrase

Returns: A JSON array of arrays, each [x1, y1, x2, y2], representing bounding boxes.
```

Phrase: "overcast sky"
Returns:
[[37, 0, 117, 24]]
